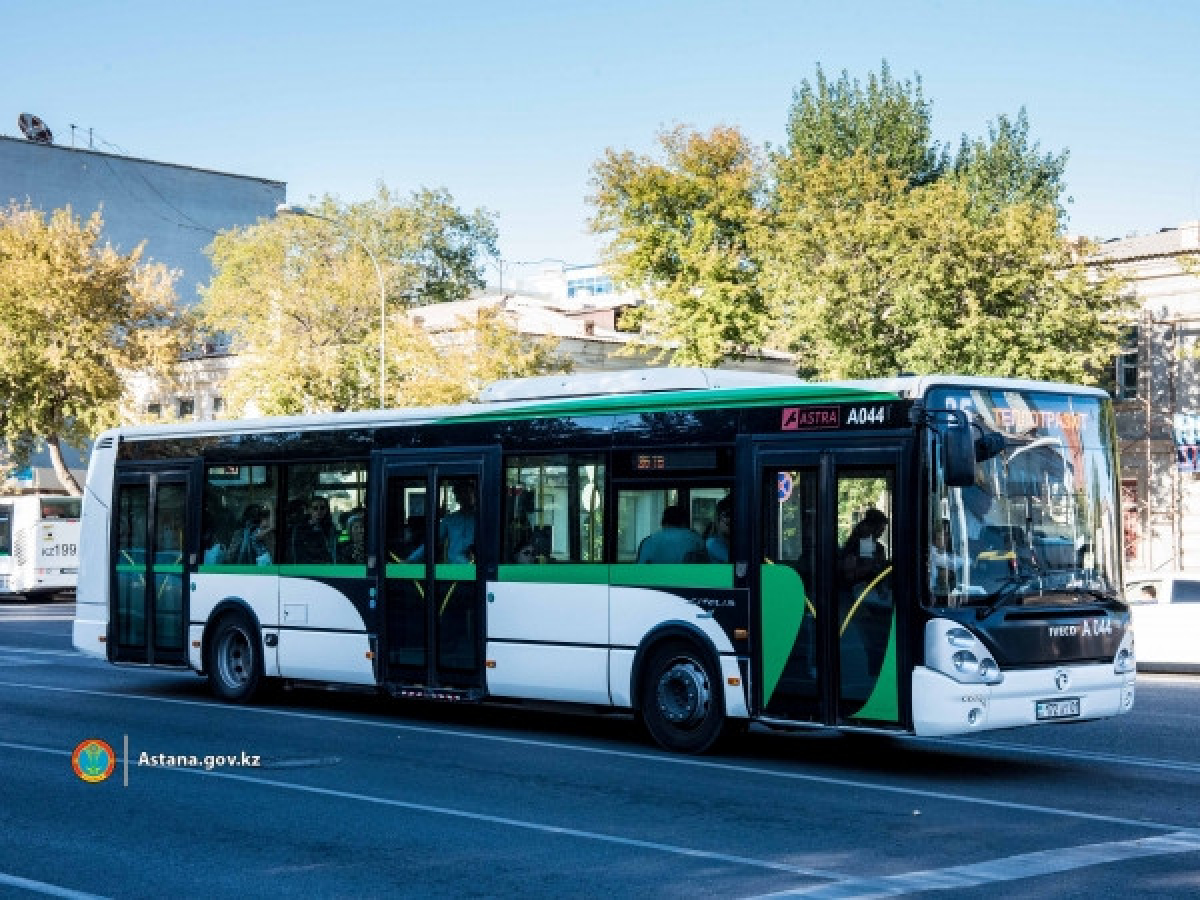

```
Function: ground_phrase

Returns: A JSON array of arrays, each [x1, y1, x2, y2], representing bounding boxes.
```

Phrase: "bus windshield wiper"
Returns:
[[977, 574, 1041, 620]]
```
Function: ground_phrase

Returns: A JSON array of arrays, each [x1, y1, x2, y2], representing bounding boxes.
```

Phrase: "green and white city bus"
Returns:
[[72, 369, 1136, 752]]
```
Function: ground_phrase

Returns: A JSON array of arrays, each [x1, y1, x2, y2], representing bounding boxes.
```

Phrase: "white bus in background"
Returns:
[[0, 494, 82, 597]]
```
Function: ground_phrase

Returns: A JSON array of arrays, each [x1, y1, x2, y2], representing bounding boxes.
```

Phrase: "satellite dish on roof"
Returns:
[[17, 113, 53, 144]]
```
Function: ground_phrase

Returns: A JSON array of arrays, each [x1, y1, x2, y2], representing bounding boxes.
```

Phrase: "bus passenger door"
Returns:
[[111, 467, 195, 666], [376, 451, 497, 698], [754, 447, 903, 727]]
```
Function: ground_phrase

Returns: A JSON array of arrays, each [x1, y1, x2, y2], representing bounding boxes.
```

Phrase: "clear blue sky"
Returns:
[[5, 1, 1198, 273]]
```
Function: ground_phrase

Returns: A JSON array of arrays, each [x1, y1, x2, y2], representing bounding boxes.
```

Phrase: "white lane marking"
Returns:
[[752, 830, 1200, 898], [0, 872, 110, 900], [0, 679, 1196, 834], [0, 647, 86, 659], [0, 740, 843, 881], [917, 735, 1200, 776]]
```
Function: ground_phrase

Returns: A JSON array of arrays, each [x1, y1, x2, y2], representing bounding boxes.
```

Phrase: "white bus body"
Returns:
[[0, 494, 82, 596]]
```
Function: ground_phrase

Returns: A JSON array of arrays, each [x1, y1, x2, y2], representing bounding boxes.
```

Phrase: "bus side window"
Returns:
[[504, 453, 605, 564], [615, 487, 730, 564], [203, 464, 279, 566], [282, 461, 368, 565]]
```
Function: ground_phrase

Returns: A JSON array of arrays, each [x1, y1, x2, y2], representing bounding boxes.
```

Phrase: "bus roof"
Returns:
[[102, 371, 900, 443], [829, 374, 1111, 400], [100, 370, 1108, 444]]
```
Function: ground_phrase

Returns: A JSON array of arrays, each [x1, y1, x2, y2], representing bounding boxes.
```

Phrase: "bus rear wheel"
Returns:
[[640, 641, 725, 754], [207, 611, 263, 702]]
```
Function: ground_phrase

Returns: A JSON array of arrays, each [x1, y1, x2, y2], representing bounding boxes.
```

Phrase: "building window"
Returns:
[[177, 398, 195, 419], [146, 403, 162, 417], [566, 275, 614, 299], [1115, 326, 1139, 400], [1121, 478, 1141, 566], [212, 397, 225, 415]]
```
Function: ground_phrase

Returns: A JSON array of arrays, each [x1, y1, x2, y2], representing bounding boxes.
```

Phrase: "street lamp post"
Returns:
[[276, 203, 388, 409]]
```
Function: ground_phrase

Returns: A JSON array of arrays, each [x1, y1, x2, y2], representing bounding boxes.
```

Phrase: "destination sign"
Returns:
[[927, 387, 1103, 442]]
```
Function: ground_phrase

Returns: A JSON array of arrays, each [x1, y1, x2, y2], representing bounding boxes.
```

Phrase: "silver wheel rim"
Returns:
[[656, 659, 711, 728], [216, 626, 253, 690]]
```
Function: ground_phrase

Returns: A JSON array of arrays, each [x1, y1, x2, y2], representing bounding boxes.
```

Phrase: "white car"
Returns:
[[1125, 576, 1200, 673]]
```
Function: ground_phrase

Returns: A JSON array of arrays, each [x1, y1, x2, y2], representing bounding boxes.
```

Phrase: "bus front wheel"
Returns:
[[639, 641, 725, 754], [206, 611, 263, 703]]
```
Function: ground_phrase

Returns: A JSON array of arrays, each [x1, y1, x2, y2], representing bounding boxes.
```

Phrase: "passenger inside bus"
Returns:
[[705, 496, 732, 563], [407, 481, 477, 564], [839, 508, 891, 675], [336, 515, 367, 564], [291, 495, 337, 563], [230, 504, 273, 565], [637, 504, 708, 563]]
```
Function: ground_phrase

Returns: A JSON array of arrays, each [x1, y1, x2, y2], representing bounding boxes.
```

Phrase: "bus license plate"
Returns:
[[1036, 698, 1080, 720]]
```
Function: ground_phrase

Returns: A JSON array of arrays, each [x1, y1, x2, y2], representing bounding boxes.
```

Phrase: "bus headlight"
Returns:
[[926, 619, 1004, 685], [1114, 627, 1136, 675]]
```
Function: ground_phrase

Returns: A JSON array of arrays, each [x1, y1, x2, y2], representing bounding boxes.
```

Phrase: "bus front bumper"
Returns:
[[911, 663, 1136, 737]]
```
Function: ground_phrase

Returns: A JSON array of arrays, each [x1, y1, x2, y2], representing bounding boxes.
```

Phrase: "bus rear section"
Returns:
[[0, 494, 81, 597]]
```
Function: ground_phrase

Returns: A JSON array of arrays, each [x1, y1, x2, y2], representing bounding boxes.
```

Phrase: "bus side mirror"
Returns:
[[929, 409, 975, 487]]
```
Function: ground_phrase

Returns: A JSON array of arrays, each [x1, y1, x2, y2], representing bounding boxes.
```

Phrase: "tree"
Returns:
[[589, 61, 1126, 385], [951, 108, 1070, 223], [781, 61, 947, 187], [395, 306, 572, 407], [202, 187, 564, 414], [760, 154, 1134, 381], [0, 203, 188, 494], [589, 125, 768, 366]]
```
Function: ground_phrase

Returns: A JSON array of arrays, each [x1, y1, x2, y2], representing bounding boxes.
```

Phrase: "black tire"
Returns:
[[639, 640, 726, 754], [206, 610, 263, 703]]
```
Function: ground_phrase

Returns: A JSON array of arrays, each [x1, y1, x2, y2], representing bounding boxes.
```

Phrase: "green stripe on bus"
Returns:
[[155, 565, 184, 575], [760, 564, 807, 707], [278, 564, 368, 578], [196, 564, 281, 575], [849, 609, 899, 722], [496, 564, 610, 584], [609, 564, 733, 589], [446, 385, 902, 423], [385, 563, 424, 579], [384, 563, 477, 580]]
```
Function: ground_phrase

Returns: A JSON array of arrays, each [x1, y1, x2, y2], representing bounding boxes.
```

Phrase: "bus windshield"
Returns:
[[928, 387, 1121, 609], [40, 497, 82, 519]]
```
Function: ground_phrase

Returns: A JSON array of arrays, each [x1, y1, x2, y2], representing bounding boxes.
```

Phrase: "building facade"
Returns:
[[1090, 222, 1200, 577], [0, 129, 285, 490]]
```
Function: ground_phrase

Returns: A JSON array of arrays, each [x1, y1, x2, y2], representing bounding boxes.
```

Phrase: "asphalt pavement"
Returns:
[[2, 598, 1199, 899]]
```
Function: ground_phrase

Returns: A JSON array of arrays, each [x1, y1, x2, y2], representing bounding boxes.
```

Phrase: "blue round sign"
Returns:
[[777, 471, 793, 502]]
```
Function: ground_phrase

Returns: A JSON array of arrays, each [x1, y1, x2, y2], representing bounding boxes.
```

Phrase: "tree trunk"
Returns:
[[45, 434, 84, 496]]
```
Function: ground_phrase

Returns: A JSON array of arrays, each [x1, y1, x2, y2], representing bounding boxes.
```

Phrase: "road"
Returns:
[[2, 598, 1198, 899]]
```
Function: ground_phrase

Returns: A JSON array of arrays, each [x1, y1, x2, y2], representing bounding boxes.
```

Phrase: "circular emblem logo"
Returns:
[[1054, 669, 1070, 692], [72, 739, 116, 783]]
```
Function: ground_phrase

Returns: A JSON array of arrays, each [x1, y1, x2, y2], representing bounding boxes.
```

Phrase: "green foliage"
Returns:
[[0, 203, 189, 491], [782, 61, 946, 187], [202, 186, 536, 414], [588, 61, 1130, 387], [951, 108, 1069, 223], [761, 156, 1133, 381], [589, 125, 769, 366]]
